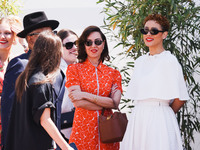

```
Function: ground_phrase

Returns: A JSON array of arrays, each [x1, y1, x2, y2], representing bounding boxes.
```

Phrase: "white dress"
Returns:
[[120, 51, 189, 150]]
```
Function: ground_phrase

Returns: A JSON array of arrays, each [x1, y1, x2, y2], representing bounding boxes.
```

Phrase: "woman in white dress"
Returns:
[[120, 14, 189, 150]]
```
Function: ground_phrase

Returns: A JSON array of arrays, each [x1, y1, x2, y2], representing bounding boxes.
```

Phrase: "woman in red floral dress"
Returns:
[[66, 26, 122, 150]]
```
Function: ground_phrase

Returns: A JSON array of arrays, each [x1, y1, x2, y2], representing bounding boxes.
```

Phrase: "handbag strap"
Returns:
[[101, 98, 120, 115]]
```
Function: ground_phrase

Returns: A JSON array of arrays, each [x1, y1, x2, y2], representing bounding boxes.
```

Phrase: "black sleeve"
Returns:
[[29, 83, 55, 125]]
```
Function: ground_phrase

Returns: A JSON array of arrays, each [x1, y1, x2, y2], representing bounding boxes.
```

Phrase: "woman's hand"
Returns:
[[170, 98, 186, 113], [68, 90, 83, 102]]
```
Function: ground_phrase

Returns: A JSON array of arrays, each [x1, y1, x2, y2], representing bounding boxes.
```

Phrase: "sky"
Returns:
[[19, 0, 200, 35], [20, 0, 105, 36]]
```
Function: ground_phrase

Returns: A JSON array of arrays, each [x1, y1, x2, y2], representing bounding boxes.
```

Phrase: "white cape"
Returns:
[[125, 51, 189, 101]]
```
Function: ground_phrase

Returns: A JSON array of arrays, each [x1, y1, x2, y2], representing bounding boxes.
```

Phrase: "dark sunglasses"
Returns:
[[27, 32, 40, 36], [140, 28, 165, 35], [85, 39, 103, 46], [63, 41, 77, 50], [28, 31, 57, 36], [52, 30, 57, 35]]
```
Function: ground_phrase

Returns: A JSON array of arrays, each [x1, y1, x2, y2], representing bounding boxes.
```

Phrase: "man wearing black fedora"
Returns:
[[1, 11, 68, 150]]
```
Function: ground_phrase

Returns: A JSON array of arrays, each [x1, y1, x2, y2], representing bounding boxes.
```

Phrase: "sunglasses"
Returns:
[[28, 31, 57, 36], [85, 39, 103, 46], [63, 41, 77, 50], [27, 32, 40, 36], [140, 28, 165, 35]]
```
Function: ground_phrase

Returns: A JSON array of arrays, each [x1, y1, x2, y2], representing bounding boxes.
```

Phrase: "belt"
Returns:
[[135, 100, 170, 106]]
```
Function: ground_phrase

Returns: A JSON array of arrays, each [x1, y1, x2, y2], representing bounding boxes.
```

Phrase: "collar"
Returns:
[[83, 58, 106, 73], [60, 58, 68, 73]]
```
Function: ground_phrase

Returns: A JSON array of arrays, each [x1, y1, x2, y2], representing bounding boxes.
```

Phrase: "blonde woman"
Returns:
[[0, 16, 26, 147], [0, 16, 25, 94]]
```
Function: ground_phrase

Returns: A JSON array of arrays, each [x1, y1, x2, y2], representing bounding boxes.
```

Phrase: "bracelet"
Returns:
[[94, 95, 98, 104]]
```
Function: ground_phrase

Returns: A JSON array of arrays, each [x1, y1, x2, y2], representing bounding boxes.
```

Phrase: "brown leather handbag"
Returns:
[[98, 101, 128, 143]]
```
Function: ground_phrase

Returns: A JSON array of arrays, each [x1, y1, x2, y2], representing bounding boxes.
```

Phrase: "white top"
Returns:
[[125, 50, 189, 101], [60, 58, 68, 75], [60, 58, 74, 139], [60, 58, 74, 113]]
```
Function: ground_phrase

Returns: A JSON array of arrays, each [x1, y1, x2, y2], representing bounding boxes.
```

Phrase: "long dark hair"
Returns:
[[78, 25, 110, 63], [15, 31, 62, 101]]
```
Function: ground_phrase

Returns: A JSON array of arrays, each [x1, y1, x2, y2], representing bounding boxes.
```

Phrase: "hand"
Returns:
[[68, 90, 83, 102]]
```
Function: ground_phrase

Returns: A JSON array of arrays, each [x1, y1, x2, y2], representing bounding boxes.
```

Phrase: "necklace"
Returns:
[[0, 57, 10, 72], [0, 60, 4, 72]]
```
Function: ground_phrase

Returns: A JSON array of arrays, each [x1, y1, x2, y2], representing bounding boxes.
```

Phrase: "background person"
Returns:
[[57, 29, 78, 142], [7, 15, 28, 54], [0, 16, 25, 95], [66, 25, 122, 150], [0, 15, 26, 147], [5, 31, 74, 150], [1, 11, 59, 148], [120, 14, 189, 150]]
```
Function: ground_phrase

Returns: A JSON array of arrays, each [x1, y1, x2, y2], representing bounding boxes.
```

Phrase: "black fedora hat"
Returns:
[[17, 11, 59, 38]]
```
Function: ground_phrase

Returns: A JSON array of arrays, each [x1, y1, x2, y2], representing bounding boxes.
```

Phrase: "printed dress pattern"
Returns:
[[66, 59, 122, 150]]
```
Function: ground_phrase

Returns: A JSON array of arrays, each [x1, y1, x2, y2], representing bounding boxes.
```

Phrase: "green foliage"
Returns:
[[0, 0, 22, 17], [97, 0, 200, 149]]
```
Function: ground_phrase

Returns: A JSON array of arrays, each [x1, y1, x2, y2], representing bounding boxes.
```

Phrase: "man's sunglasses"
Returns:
[[28, 30, 57, 36], [140, 28, 165, 35], [63, 41, 77, 50], [27, 32, 40, 36], [85, 39, 103, 46]]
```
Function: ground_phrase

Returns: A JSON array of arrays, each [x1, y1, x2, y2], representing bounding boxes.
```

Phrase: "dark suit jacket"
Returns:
[[1, 50, 31, 146]]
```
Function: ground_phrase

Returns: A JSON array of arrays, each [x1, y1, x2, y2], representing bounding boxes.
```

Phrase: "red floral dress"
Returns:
[[66, 59, 122, 150]]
